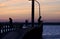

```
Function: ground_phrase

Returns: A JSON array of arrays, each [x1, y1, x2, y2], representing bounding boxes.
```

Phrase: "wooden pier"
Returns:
[[0, 21, 43, 39], [0, 0, 43, 39]]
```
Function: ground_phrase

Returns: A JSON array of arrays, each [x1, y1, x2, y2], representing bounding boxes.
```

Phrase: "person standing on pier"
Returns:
[[38, 16, 43, 39], [25, 20, 28, 27], [9, 18, 13, 28], [38, 16, 41, 26]]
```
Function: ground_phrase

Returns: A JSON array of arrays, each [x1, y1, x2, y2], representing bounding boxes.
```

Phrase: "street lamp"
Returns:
[[29, 0, 41, 17], [29, 0, 35, 27]]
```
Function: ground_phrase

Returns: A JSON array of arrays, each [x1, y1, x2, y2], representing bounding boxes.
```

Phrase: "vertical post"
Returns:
[[0, 25, 1, 38], [32, 0, 34, 27], [39, 3, 40, 17]]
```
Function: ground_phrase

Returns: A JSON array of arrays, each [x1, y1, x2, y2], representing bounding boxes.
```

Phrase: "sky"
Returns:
[[0, 0, 60, 22]]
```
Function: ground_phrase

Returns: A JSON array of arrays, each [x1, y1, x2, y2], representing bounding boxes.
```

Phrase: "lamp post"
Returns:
[[31, 0, 35, 27], [35, 1, 41, 17], [31, 0, 34, 27], [29, 0, 41, 17]]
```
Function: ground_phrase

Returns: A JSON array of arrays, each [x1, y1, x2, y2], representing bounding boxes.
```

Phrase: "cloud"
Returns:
[[39, 0, 60, 5], [0, 0, 9, 2], [45, 0, 60, 2], [0, 3, 7, 7], [0, 0, 30, 8], [39, 0, 60, 2]]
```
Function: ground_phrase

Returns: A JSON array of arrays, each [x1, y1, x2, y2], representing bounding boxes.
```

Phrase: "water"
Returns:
[[43, 25, 60, 39], [43, 25, 60, 35]]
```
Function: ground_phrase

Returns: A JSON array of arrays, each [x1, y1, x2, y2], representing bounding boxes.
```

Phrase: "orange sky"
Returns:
[[0, 0, 60, 22]]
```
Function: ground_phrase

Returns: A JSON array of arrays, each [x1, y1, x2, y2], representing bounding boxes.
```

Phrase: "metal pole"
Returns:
[[32, 0, 34, 27], [36, 1, 40, 17], [39, 4, 40, 17]]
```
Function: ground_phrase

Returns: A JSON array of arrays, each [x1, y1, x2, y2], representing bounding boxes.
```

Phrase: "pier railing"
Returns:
[[0, 23, 23, 34], [0, 22, 24, 38], [0, 22, 43, 39]]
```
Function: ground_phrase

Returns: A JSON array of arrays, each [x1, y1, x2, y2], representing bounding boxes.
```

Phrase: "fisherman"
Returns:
[[25, 20, 28, 27], [38, 16, 41, 26], [9, 18, 13, 28], [38, 16, 43, 39]]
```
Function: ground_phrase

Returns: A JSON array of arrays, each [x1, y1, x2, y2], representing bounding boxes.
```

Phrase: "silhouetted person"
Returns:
[[25, 20, 28, 26], [38, 16, 41, 26], [38, 16, 43, 39], [9, 18, 13, 28]]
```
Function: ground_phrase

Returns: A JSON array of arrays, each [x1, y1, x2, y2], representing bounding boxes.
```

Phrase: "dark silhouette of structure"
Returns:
[[19, 24, 23, 29], [0, 23, 3, 39], [29, 0, 43, 39], [0, 18, 43, 39], [0, 23, 2, 38]]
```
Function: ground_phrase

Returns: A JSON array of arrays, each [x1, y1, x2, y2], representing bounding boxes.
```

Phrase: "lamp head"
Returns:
[[29, 0, 32, 1], [29, 0, 36, 1]]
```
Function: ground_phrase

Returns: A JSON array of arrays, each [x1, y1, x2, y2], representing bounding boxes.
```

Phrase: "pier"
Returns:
[[0, 0, 43, 39], [0, 21, 43, 39]]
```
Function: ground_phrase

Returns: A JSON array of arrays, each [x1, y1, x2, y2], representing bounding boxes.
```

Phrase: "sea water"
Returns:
[[43, 25, 60, 39]]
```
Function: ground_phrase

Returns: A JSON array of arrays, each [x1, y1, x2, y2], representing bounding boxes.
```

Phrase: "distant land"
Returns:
[[0, 22, 60, 25]]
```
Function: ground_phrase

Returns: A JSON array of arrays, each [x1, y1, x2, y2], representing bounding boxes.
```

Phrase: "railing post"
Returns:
[[0, 24, 1, 38], [0, 23, 3, 38]]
